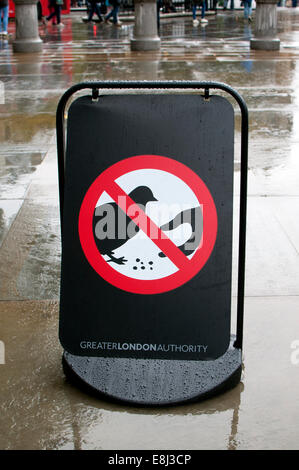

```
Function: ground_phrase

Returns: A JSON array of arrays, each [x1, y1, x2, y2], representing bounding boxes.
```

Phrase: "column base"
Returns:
[[13, 38, 43, 53], [250, 37, 280, 51], [130, 37, 161, 52]]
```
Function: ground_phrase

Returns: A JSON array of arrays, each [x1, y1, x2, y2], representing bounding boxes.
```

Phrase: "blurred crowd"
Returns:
[[70, 0, 219, 11]]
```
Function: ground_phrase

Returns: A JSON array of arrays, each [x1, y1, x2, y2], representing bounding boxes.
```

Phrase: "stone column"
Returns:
[[131, 0, 161, 51], [250, 0, 280, 51], [13, 0, 43, 53]]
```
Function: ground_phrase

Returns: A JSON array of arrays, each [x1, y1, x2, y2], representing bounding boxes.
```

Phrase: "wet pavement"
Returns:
[[0, 8, 299, 449]]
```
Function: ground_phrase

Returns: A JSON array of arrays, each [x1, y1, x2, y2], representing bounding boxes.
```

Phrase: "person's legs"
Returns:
[[201, 0, 206, 18], [0, 7, 3, 34], [2, 6, 9, 33], [94, 3, 103, 20], [37, 1, 42, 20], [105, 6, 113, 20], [243, 0, 249, 18], [88, 2, 96, 20], [56, 5, 61, 24], [112, 6, 119, 23], [46, 10, 56, 21], [106, 6, 118, 23], [157, 0, 161, 29], [192, 4, 197, 19], [248, 0, 252, 17]]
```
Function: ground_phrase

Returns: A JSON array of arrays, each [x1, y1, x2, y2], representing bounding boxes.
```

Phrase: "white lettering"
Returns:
[[108, 454, 143, 467], [0, 340, 5, 364], [79, 340, 208, 354], [0, 81, 4, 105], [291, 340, 299, 365]]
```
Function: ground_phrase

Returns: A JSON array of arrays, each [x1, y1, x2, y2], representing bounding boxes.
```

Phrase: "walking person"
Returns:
[[192, 0, 208, 25], [105, 0, 122, 27], [157, 0, 162, 30], [45, 0, 64, 28], [0, 0, 9, 39], [82, 0, 104, 23], [223, 0, 234, 9], [243, 0, 252, 22], [37, 1, 47, 24]]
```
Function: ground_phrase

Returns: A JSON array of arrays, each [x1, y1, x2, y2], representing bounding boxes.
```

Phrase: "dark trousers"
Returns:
[[47, 5, 62, 24], [37, 1, 43, 20], [105, 5, 119, 23], [88, 2, 103, 20]]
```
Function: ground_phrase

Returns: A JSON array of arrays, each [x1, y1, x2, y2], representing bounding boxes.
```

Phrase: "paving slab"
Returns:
[[0, 297, 298, 450]]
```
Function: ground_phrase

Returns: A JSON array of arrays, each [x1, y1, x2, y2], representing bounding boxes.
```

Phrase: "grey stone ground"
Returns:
[[0, 8, 299, 450]]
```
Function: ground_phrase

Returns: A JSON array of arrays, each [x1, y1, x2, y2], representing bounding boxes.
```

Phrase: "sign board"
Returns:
[[59, 94, 234, 361]]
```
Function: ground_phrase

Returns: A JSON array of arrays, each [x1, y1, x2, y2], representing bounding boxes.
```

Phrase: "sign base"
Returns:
[[62, 336, 242, 406]]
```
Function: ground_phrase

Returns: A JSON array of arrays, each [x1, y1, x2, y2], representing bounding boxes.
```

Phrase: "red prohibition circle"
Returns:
[[78, 155, 218, 295]]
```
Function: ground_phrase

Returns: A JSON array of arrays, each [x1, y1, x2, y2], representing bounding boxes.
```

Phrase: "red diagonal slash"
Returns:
[[105, 180, 191, 271]]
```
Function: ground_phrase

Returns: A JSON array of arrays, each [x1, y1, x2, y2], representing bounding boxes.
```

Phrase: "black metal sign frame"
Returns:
[[56, 81, 248, 405]]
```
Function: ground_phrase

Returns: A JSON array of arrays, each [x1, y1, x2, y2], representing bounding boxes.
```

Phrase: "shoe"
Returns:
[[193, 19, 199, 26], [82, 17, 91, 22], [57, 23, 64, 29], [248, 16, 252, 22], [201, 18, 208, 23], [1, 31, 8, 38], [114, 21, 122, 27]]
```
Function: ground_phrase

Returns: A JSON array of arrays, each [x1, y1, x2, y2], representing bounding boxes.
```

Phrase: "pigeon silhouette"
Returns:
[[158, 207, 203, 258], [93, 186, 157, 265]]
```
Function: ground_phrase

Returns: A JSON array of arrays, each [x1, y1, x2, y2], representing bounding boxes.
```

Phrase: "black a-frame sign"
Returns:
[[57, 81, 248, 406]]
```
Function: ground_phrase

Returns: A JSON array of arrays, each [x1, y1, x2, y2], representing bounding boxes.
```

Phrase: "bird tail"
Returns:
[[158, 207, 202, 258], [160, 207, 199, 231], [160, 210, 187, 231]]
